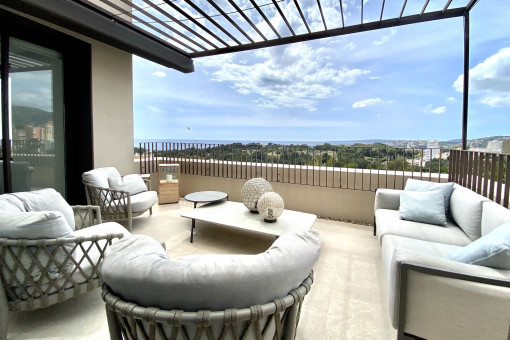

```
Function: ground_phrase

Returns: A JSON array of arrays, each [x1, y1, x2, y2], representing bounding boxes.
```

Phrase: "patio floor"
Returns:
[[7, 200, 397, 339]]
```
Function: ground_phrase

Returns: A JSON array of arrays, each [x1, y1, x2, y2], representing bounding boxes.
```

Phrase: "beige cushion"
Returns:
[[381, 235, 510, 329], [108, 174, 147, 196], [376, 209, 472, 246], [450, 185, 490, 241], [102, 230, 321, 311], [11, 188, 76, 230], [481, 201, 510, 236], [0, 194, 26, 213], [82, 167, 121, 188], [129, 191, 158, 213]]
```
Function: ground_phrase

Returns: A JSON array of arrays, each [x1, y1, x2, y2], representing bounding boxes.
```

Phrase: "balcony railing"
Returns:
[[449, 149, 509, 207], [138, 142, 450, 191]]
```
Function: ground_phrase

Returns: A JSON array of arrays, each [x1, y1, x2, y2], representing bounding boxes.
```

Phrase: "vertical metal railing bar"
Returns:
[[385, 147, 389, 189], [448, 150, 454, 182], [489, 153, 497, 200], [428, 149, 433, 182], [393, 148, 397, 189], [459, 150, 466, 186], [467, 150, 474, 189], [339, 148, 342, 188], [477, 152, 484, 195], [472, 152, 479, 191], [504, 155, 510, 208], [369, 147, 372, 190], [483, 152, 490, 197], [377, 147, 380, 189], [361, 147, 365, 190], [496, 154, 504, 204]]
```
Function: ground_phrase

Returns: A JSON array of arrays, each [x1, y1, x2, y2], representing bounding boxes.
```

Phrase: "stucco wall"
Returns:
[[90, 44, 136, 175]]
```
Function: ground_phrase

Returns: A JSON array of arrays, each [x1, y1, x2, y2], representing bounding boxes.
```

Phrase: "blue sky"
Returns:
[[133, 1, 510, 143]]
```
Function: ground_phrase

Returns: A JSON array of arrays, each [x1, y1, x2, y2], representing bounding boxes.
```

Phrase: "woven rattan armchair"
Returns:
[[102, 272, 313, 340], [0, 205, 126, 340], [82, 167, 158, 231]]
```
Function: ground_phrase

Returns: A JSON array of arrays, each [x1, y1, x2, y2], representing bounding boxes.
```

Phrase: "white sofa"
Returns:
[[0, 188, 130, 340], [374, 180, 510, 340]]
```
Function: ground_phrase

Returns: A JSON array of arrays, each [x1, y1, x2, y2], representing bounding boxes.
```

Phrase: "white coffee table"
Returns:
[[181, 201, 317, 243]]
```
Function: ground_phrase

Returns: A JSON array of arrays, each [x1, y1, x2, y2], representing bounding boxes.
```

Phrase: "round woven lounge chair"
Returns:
[[102, 272, 313, 340]]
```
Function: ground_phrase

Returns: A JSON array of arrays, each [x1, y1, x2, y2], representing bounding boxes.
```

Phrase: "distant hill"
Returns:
[[11, 106, 52, 127]]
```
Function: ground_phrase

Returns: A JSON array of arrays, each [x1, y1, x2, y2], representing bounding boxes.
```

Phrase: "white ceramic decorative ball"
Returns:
[[257, 192, 284, 223], [241, 178, 273, 212]]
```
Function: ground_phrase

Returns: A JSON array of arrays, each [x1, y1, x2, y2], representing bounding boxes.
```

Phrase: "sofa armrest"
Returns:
[[374, 188, 403, 213], [390, 250, 510, 339], [72, 205, 102, 229]]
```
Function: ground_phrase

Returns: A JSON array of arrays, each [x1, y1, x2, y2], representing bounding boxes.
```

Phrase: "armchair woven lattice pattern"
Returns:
[[0, 189, 129, 340], [82, 167, 158, 231], [102, 272, 313, 340]]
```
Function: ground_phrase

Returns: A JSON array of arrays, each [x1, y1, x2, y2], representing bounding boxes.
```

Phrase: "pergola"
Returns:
[[5, 0, 481, 148]]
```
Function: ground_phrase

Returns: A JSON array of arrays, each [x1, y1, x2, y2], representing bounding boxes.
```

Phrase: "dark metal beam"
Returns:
[[294, 0, 311, 33], [462, 12, 470, 150], [205, 0, 254, 44], [317, 0, 328, 30], [192, 7, 466, 58], [249, 0, 281, 39], [272, 0, 295, 36], [1, 34, 12, 193], [2, 0, 194, 73], [227, 0, 267, 41]]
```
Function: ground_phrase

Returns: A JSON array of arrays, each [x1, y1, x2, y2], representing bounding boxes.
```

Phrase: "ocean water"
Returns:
[[134, 139, 389, 147]]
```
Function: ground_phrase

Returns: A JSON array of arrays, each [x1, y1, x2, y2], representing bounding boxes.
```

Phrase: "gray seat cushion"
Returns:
[[0, 194, 26, 213], [102, 230, 321, 311], [129, 191, 158, 213], [481, 201, 510, 236], [376, 209, 472, 246]]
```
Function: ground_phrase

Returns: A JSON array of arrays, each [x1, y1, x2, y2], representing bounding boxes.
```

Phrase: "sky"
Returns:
[[133, 0, 510, 143]]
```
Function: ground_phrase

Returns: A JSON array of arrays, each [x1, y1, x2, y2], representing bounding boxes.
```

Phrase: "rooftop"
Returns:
[[7, 199, 397, 339]]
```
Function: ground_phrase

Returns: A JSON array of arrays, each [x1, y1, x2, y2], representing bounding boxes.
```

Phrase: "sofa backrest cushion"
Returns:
[[482, 201, 510, 236], [449, 185, 490, 241], [108, 174, 148, 196], [404, 179, 454, 214], [0, 211, 75, 284], [82, 167, 121, 189], [102, 230, 321, 311], [11, 188, 75, 230], [0, 194, 26, 213]]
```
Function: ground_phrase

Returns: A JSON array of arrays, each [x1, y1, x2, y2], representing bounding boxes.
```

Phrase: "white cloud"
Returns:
[[206, 42, 371, 111], [431, 106, 447, 114], [147, 106, 161, 113], [447, 96, 457, 104], [352, 98, 382, 108], [152, 71, 166, 77], [346, 42, 356, 51], [373, 28, 397, 45], [453, 47, 510, 107]]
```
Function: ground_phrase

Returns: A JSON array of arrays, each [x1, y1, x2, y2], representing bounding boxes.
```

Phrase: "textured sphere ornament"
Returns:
[[257, 192, 284, 223], [241, 178, 273, 212]]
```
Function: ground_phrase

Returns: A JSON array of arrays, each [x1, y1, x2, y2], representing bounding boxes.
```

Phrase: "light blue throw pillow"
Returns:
[[399, 190, 446, 226], [448, 222, 510, 269], [404, 179, 454, 214]]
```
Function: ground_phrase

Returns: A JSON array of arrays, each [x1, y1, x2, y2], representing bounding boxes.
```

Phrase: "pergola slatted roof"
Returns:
[[75, 0, 479, 58]]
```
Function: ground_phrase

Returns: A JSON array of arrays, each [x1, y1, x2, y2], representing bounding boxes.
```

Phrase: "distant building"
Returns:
[[487, 140, 503, 153], [503, 139, 510, 154], [423, 140, 440, 162]]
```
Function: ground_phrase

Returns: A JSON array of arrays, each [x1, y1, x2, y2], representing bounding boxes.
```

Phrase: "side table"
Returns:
[[184, 191, 228, 243]]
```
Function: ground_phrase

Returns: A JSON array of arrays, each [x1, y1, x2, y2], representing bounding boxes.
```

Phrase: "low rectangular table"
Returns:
[[181, 201, 317, 243]]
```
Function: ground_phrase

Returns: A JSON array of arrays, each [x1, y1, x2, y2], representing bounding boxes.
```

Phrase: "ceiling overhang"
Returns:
[[2, 0, 480, 72], [1, 0, 194, 73]]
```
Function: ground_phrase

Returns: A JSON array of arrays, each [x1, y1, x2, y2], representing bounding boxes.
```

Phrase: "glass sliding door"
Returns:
[[0, 38, 65, 195]]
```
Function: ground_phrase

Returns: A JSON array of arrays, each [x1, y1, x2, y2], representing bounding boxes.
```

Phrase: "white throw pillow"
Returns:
[[108, 174, 148, 196]]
